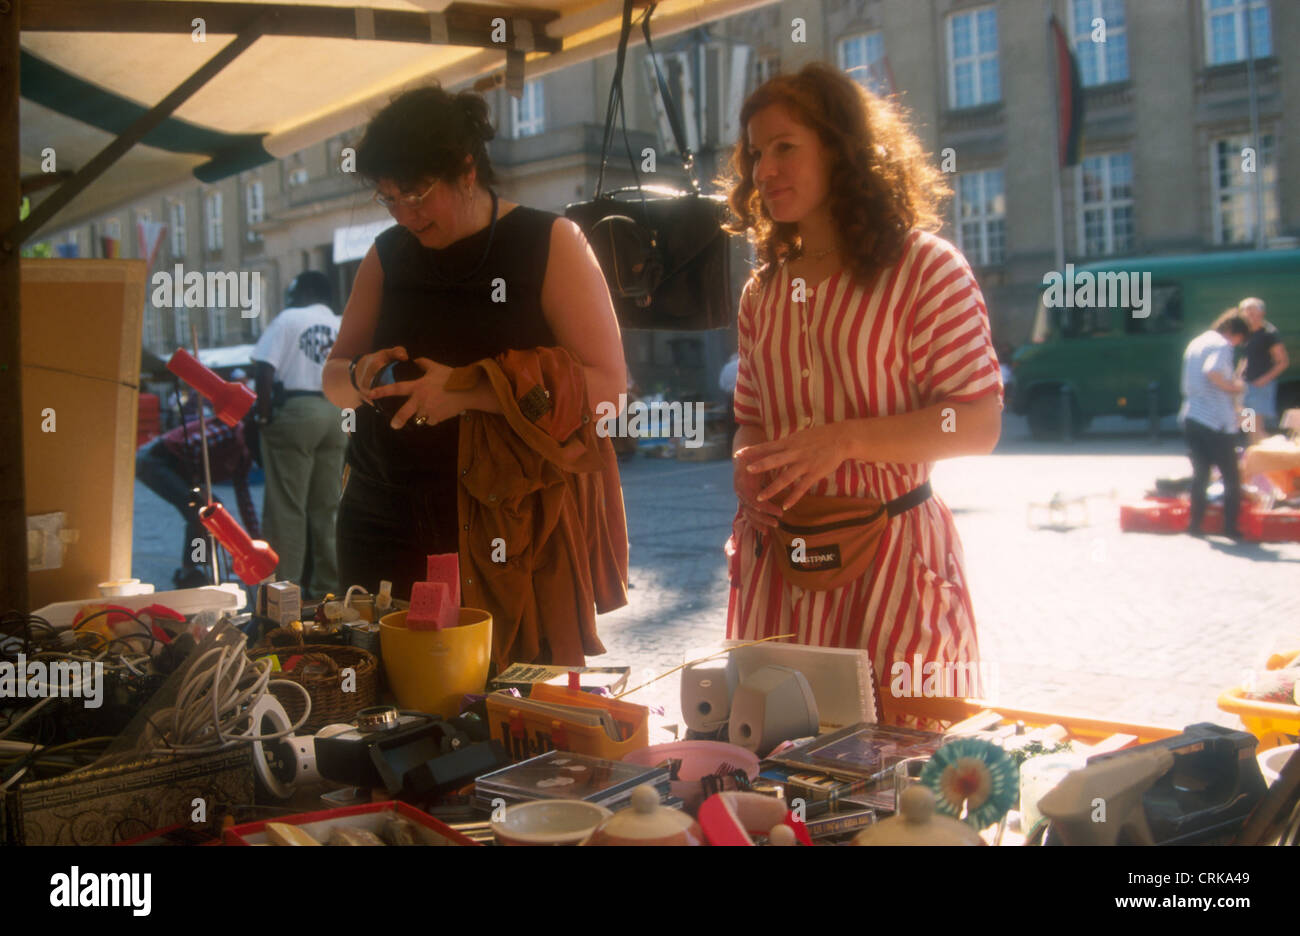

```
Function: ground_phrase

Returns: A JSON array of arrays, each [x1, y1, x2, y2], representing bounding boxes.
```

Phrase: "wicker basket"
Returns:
[[250, 643, 378, 732]]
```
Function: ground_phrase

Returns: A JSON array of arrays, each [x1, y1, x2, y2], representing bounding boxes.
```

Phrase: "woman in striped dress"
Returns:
[[721, 63, 1003, 725]]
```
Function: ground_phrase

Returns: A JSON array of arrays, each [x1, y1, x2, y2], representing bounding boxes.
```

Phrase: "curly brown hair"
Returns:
[[717, 61, 950, 289]]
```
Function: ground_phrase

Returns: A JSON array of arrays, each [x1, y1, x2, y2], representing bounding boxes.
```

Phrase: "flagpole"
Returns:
[[1047, 9, 1065, 275], [1244, 7, 1264, 249]]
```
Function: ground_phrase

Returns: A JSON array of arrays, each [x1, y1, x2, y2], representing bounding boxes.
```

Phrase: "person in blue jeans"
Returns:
[[136, 396, 260, 587], [1239, 297, 1290, 438], [1179, 309, 1250, 539]]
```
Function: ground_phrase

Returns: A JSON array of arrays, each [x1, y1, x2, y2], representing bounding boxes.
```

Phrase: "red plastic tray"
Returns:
[[1119, 498, 1189, 534], [223, 800, 478, 846], [1121, 498, 1300, 542]]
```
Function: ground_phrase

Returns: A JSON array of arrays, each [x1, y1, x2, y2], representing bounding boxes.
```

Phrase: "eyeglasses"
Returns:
[[372, 179, 439, 212]]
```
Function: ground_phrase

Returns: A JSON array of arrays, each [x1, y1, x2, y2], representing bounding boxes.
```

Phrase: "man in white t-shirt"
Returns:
[[252, 271, 345, 596]]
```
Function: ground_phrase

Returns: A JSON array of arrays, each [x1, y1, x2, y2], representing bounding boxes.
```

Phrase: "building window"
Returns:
[[174, 307, 189, 346], [287, 165, 309, 188], [954, 169, 1005, 266], [204, 192, 223, 252], [1204, 0, 1271, 66], [1212, 132, 1277, 244], [837, 32, 890, 96], [644, 50, 700, 155], [947, 6, 1000, 109], [1071, 0, 1128, 86], [1077, 153, 1135, 256], [169, 201, 187, 257], [511, 80, 544, 139], [753, 52, 780, 89], [208, 308, 226, 345], [245, 180, 264, 243]]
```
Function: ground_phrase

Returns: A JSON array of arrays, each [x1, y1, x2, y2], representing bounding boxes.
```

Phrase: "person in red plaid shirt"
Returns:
[[136, 394, 260, 588]]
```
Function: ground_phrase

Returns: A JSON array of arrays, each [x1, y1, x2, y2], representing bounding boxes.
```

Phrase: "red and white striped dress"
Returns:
[[725, 229, 1002, 716]]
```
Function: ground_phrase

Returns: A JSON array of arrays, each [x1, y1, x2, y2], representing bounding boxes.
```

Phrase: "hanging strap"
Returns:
[[594, 0, 640, 199], [594, 0, 701, 199], [641, 7, 700, 193]]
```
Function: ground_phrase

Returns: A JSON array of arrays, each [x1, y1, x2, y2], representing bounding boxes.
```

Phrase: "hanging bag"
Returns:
[[563, 0, 732, 330]]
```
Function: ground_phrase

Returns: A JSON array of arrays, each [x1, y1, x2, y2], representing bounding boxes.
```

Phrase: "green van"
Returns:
[[1009, 248, 1300, 439]]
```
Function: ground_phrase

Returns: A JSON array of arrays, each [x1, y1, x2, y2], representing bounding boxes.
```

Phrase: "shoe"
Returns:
[[1187, 526, 1205, 538]]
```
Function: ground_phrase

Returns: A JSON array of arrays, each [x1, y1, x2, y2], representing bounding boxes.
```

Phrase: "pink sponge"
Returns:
[[425, 553, 461, 610], [406, 582, 457, 631]]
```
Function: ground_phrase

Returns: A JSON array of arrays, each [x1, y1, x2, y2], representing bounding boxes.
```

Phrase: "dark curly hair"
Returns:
[[354, 84, 499, 192], [718, 62, 950, 289]]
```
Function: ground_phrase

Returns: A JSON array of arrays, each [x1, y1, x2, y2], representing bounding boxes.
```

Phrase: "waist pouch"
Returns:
[[765, 482, 932, 591]]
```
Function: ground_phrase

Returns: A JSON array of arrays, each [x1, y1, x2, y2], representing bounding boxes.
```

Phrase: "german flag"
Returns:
[[1049, 14, 1084, 167]]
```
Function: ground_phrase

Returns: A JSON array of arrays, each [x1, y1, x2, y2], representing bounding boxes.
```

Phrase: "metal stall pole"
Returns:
[[0, 0, 26, 613]]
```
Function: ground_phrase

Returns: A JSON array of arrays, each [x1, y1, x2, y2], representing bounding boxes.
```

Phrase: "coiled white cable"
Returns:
[[147, 636, 313, 753]]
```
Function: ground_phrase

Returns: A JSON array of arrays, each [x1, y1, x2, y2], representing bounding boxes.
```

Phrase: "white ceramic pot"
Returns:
[[584, 785, 705, 846]]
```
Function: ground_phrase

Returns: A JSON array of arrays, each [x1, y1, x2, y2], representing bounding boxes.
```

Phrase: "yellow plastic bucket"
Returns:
[[379, 608, 493, 718]]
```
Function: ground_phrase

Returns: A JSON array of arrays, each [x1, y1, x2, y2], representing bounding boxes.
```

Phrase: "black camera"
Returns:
[[315, 706, 506, 795], [369, 359, 426, 421]]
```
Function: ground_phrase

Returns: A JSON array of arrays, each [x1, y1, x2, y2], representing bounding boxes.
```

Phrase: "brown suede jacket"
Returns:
[[444, 346, 629, 668]]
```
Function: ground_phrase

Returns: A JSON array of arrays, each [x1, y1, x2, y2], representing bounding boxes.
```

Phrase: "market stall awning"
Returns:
[[18, 0, 775, 239]]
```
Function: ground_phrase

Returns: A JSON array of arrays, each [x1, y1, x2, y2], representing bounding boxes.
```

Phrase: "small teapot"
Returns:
[[584, 785, 705, 846], [851, 785, 983, 846]]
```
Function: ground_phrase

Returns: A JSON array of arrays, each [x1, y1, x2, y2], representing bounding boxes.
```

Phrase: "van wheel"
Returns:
[[1028, 392, 1085, 440], [1028, 395, 1061, 440]]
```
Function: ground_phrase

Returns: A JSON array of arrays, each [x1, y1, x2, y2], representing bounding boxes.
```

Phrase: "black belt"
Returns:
[[886, 480, 932, 518], [283, 390, 325, 399], [771, 481, 934, 537]]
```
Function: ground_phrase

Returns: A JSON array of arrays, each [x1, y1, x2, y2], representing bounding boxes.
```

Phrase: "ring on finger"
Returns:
[[413, 414, 428, 427]]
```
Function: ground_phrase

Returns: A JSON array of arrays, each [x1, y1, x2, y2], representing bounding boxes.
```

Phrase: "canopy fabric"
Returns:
[[19, 0, 775, 239]]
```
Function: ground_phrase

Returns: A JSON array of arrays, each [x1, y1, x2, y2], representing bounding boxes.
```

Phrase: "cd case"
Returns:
[[475, 750, 669, 806], [766, 722, 944, 782]]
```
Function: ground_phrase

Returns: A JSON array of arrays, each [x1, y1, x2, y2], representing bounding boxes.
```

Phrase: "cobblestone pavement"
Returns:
[[131, 415, 1299, 734], [599, 416, 1300, 732]]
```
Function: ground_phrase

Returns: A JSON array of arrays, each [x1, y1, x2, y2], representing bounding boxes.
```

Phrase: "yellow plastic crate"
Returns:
[[1216, 690, 1300, 751], [1216, 649, 1300, 750]]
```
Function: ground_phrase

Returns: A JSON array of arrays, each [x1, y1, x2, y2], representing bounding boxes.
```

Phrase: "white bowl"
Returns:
[[1258, 744, 1298, 786], [490, 800, 613, 846]]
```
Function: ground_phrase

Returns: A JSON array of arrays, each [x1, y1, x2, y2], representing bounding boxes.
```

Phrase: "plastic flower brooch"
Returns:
[[919, 737, 1019, 829]]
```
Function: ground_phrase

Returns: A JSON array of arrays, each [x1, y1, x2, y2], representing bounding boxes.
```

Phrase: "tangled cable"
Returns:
[[145, 636, 312, 753]]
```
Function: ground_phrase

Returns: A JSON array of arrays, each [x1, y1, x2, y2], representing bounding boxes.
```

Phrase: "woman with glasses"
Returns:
[[322, 86, 627, 643]]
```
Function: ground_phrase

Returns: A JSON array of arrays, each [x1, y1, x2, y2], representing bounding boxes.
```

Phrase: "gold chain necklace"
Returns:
[[799, 244, 838, 262]]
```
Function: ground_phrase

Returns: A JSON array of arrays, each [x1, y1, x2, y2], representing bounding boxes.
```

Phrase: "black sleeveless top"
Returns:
[[346, 196, 558, 489]]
